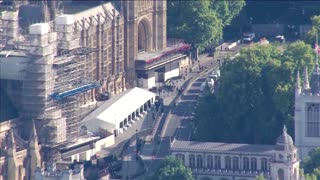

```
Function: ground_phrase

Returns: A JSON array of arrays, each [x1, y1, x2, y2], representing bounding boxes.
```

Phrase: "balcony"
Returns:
[[135, 43, 191, 71], [136, 53, 186, 71], [191, 168, 270, 178]]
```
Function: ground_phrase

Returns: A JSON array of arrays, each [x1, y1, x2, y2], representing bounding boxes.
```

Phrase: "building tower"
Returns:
[[122, 0, 167, 87], [294, 46, 320, 159], [25, 121, 42, 180], [5, 130, 17, 180], [271, 126, 300, 180]]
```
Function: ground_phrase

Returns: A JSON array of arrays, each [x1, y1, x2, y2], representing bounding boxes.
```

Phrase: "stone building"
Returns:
[[171, 126, 300, 180], [294, 53, 320, 159], [0, 0, 168, 163], [0, 122, 41, 180]]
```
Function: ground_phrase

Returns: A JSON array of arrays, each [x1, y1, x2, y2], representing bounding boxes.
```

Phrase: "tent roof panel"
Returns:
[[82, 87, 155, 129]]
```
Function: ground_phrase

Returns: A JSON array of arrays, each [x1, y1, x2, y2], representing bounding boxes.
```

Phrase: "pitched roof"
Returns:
[[171, 140, 275, 155], [81, 87, 155, 132]]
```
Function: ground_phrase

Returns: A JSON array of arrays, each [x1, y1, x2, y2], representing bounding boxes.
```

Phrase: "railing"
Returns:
[[145, 44, 191, 64], [136, 44, 191, 70], [136, 53, 186, 70], [191, 168, 271, 177]]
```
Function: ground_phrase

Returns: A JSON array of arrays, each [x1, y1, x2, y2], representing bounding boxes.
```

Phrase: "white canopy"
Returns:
[[81, 87, 155, 133]]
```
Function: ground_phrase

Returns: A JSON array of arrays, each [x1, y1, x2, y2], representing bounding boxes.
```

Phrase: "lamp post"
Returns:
[[135, 129, 138, 142]]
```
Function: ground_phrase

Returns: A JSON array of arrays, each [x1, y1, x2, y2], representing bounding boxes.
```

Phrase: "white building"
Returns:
[[170, 126, 300, 180], [294, 60, 320, 159]]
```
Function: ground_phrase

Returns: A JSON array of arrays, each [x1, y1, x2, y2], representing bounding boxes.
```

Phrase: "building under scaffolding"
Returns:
[[0, 0, 168, 165]]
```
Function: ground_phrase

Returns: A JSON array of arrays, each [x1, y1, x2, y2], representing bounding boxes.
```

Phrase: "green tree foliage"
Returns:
[[304, 148, 320, 174], [256, 175, 265, 180], [167, 0, 245, 49], [305, 174, 318, 180], [305, 16, 320, 45], [194, 42, 314, 144], [283, 41, 315, 73], [148, 157, 194, 180]]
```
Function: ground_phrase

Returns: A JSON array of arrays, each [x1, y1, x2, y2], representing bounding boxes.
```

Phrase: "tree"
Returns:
[[303, 148, 320, 174], [305, 16, 320, 45], [256, 175, 265, 180], [211, 0, 246, 27], [148, 157, 194, 180], [167, 0, 245, 49], [282, 41, 315, 73], [194, 43, 315, 144]]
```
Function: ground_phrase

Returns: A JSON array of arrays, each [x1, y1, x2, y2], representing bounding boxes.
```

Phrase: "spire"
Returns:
[[295, 70, 301, 96], [6, 129, 16, 157], [283, 125, 287, 135], [6, 130, 17, 180], [311, 31, 320, 94], [26, 120, 42, 180], [316, 31, 319, 69], [303, 66, 310, 90], [29, 120, 39, 150]]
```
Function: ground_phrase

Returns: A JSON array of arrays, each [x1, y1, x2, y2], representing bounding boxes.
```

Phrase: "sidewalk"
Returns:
[[96, 108, 155, 157]]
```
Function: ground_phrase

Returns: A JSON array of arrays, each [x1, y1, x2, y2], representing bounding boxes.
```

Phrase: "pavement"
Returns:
[[140, 45, 248, 178], [103, 44, 248, 179], [96, 107, 155, 158]]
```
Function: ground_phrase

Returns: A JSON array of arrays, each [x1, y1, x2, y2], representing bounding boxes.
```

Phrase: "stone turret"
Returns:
[[6, 130, 17, 180], [26, 121, 42, 180], [303, 66, 310, 91], [310, 58, 320, 94], [272, 125, 300, 180], [295, 71, 301, 97], [276, 126, 295, 152]]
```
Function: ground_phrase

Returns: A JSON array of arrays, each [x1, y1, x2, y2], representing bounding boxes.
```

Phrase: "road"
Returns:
[[140, 43, 249, 178], [161, 44, 247, 144]]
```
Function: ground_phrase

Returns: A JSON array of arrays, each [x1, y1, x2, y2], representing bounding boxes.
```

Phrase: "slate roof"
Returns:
[[171, 140, 276, 154]]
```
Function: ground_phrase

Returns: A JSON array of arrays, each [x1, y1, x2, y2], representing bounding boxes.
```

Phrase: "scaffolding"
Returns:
[[50, 46, 98, 143]]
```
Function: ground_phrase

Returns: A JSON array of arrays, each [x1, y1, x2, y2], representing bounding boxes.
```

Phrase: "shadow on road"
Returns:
[[187, 89, 202, 94], [180, 94, 199, 101]]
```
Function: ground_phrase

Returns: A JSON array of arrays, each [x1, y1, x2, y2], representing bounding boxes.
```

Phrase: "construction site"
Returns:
[[0, 0, 129, 163], [0, 0, 172, 168]]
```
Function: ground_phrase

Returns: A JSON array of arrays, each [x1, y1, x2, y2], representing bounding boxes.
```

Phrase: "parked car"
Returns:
[[97, 92, 110, 101], [242, 32, 255, 43], [275, 35, 285, 43]]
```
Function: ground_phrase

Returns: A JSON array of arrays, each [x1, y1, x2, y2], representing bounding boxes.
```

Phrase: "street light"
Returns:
[[136, 129, 138, 140]]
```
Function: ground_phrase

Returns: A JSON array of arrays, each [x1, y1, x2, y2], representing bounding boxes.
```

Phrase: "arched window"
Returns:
[[251, 158, 257, 171], [277, 168, 284, 180], [197, 155, 203, 168], [225, 156, 231, 170], [232, 157, 239, 170], [306, 104, 320, 137], [207, 155, 213, 169], [215, 156, 221, 169], [261, 158, 268, 171], [243, 157, 249, 171], [189, 154, 195, 168], [175, 153, 185, 165]]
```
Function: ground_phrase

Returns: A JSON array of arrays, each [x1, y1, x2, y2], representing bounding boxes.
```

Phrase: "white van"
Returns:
[[243, 32, 255, 43]]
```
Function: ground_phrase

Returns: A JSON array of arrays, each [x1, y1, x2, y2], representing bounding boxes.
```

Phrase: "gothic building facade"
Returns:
[[0, 0, 167, 166], [0, 122, 41, 180], [294, 55, 320, 159]]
